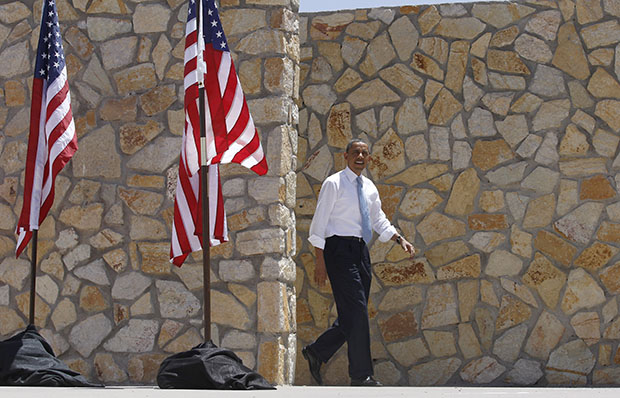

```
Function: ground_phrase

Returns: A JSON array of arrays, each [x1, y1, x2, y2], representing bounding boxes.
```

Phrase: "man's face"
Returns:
[[344, 142, 370, 175]]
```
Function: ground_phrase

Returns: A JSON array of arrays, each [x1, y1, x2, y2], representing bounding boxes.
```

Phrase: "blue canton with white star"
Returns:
[[34, 0, 66, 82], [188, 0, 229, 52]]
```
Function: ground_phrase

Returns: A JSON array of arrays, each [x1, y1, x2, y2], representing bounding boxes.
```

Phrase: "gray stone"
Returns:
[[546, 339, 596, 385], [396, 97, 427, 135], [521, 167, 559, 195], [530, 65, 566, 97], [534, 132, 559, 166], [515, 34, 553, 63], [516, 134, 542, 158], [74, 260, 110, 286], [468, 107, 497, 137], [219, 260, 255, 282], [496, 115, 528, 148], [56, 228, 79, 250], [554, 202, 604, 245], [69, 313, 112, 357], [493, 324, 528, 363], [127, 137, 182, 173], [408, 358, 461, 386], [133, 3, 171, 33], [388, 16, 418, 61], [302, 85, 336, 114], [156, 280, 200, 318], [460, 356, 506, 384], [62, 244, 91, 271], [505, 359, 543, 385], [0, 41, 30, 78], [104, 319, 159, 352], [86, 17, 132, 41], [486, 162, 527, 188], [429, 127, 450, 161], [73, 125, 121, 178], [111, 272, 151, 300], [100, 36, 138, 70], [452, 141, 471, 171]]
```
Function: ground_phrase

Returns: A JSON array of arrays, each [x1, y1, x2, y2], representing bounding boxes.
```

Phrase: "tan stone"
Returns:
[[346, 79, 399, 110], [533, 231, 576, 267], [367, 129, 405, 180], [119, 120, 163, 155], [435, 17, 486, 40], [487, 50, 530, 75], [310, 13, 354, 40], [418, 6, 440, 35], [523, 253, 566, 308], [379, 285, 423, 312], [522, 194, 556, 230], [480, 280, 499, 307], [118, 188, 163, 216], [419, 37, 449, 64], [445, 41, 469, 94], [421, 283, 458, 329], [16, 293, 50, 328], [600, 262, 620, 294], [479, 190, 505, 213], [410, 52, 443, 81], [113, 64, 157, 95], [59, 203, 103, 231], [164, 329, 202, 354], [138, 242, 170, 275], [469, 232, 505, 253], [486, 250, 523, 277], [468, 214, 508, 231], [100, 96, 137, 122], [525, 311, 564, 359], [359, 33, 396, 77], [424, 330, 457, 357], [510, 226, 532, 258], [103, 248, 128, 273], [375, 259, 435, 286], [326, 103, 352, 149], [471, 58, 488, 86], [571, 312, 600, 346], [408, 357, 461, 386], [341, 35, 367, 66], [560, 158, 608, 177], [79, 286, 107, 312], [482, 92, 513, 116], [334, 68, 361, 93], [561, 268, 606, 315], [157, 319, 183, 347], [428, 88, 462, 126], [377, 185, 405, 221], [472, 139, 513, 172], [127, 354, 168, 383], [417, 212, 467, 245], [580, 175, 615, 201], [595, 100, 620, 132], [386, 163, 448, 186], [140, 85, 176, 116], [472, 3, 535, 28], [387, 338, 430, 368], [400, 188, 442, 218], [425, 79, 444, 108], [560, 124, 589, 156], [424, 241, 469, 267], [549, 23, 590, 80], [581, 20, 620, 49], [588, 68, 620, 99], [444, 169, 479, 216], [379, 311, 417, 343], [437, 254, 481, 280], [460, 356, 506, 384], [0, 305, 26, 336]]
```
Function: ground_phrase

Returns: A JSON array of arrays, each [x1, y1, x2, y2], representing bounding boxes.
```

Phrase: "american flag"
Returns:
[[170, 0, 267, 266], [16, 0, 77, 257]]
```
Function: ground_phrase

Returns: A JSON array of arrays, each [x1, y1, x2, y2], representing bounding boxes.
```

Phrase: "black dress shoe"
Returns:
[[302, 345, 323, 385], [351, 376, 383, 386]]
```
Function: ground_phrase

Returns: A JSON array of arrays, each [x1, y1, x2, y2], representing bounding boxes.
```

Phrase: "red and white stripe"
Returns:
[[16, 68, 77, 257]]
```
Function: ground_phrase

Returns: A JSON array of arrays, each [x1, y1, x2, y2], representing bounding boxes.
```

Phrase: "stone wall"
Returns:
[[296, 0, 620, 386], [0, 0, 298, 385]]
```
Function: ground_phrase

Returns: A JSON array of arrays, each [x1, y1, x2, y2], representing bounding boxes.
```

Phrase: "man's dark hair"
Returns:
[[345, 138, 369, 153]]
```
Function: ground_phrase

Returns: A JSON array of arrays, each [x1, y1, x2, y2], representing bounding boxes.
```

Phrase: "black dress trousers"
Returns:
[[308, 235, 373, 379]]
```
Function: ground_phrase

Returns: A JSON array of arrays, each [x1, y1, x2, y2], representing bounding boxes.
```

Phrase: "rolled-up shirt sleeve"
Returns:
[[368, 186, 397, 242], [308, 178, 338, 250]]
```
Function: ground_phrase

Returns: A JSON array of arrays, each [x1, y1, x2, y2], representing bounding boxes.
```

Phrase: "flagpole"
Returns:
[[196, 0, 212, 343], [28, 230, 38, 325]]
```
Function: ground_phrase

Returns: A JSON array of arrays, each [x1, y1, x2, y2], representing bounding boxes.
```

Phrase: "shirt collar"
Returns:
[[343, 166, 361, 183]]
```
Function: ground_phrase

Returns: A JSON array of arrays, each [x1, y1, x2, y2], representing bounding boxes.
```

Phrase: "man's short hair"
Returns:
[[345, 138, 369, 153]]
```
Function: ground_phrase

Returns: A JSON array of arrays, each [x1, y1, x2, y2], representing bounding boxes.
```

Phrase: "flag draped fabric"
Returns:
[[16, 0, 77, 257], [170, 0, 267, 266]]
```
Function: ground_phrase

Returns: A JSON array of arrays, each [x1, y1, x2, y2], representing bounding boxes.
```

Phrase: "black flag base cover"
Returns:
[[0, 325, 100, 387], [157, 340, 275, 390]]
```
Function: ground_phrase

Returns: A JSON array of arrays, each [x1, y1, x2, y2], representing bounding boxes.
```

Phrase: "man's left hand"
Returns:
[[401, 238, 415, 258]]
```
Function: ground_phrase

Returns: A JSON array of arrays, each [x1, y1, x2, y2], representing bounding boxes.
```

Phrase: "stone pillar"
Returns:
[[220, 0, 299, 385]]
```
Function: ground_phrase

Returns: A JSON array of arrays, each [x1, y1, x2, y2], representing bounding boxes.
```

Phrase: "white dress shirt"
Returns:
[[308, 167, 397, 250]]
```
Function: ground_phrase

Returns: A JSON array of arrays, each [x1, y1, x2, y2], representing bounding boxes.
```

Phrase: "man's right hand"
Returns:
[[314, 248, 327, 287]]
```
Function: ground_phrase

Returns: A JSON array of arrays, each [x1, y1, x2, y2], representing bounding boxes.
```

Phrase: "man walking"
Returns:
[[303, 139, 415, 386]]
